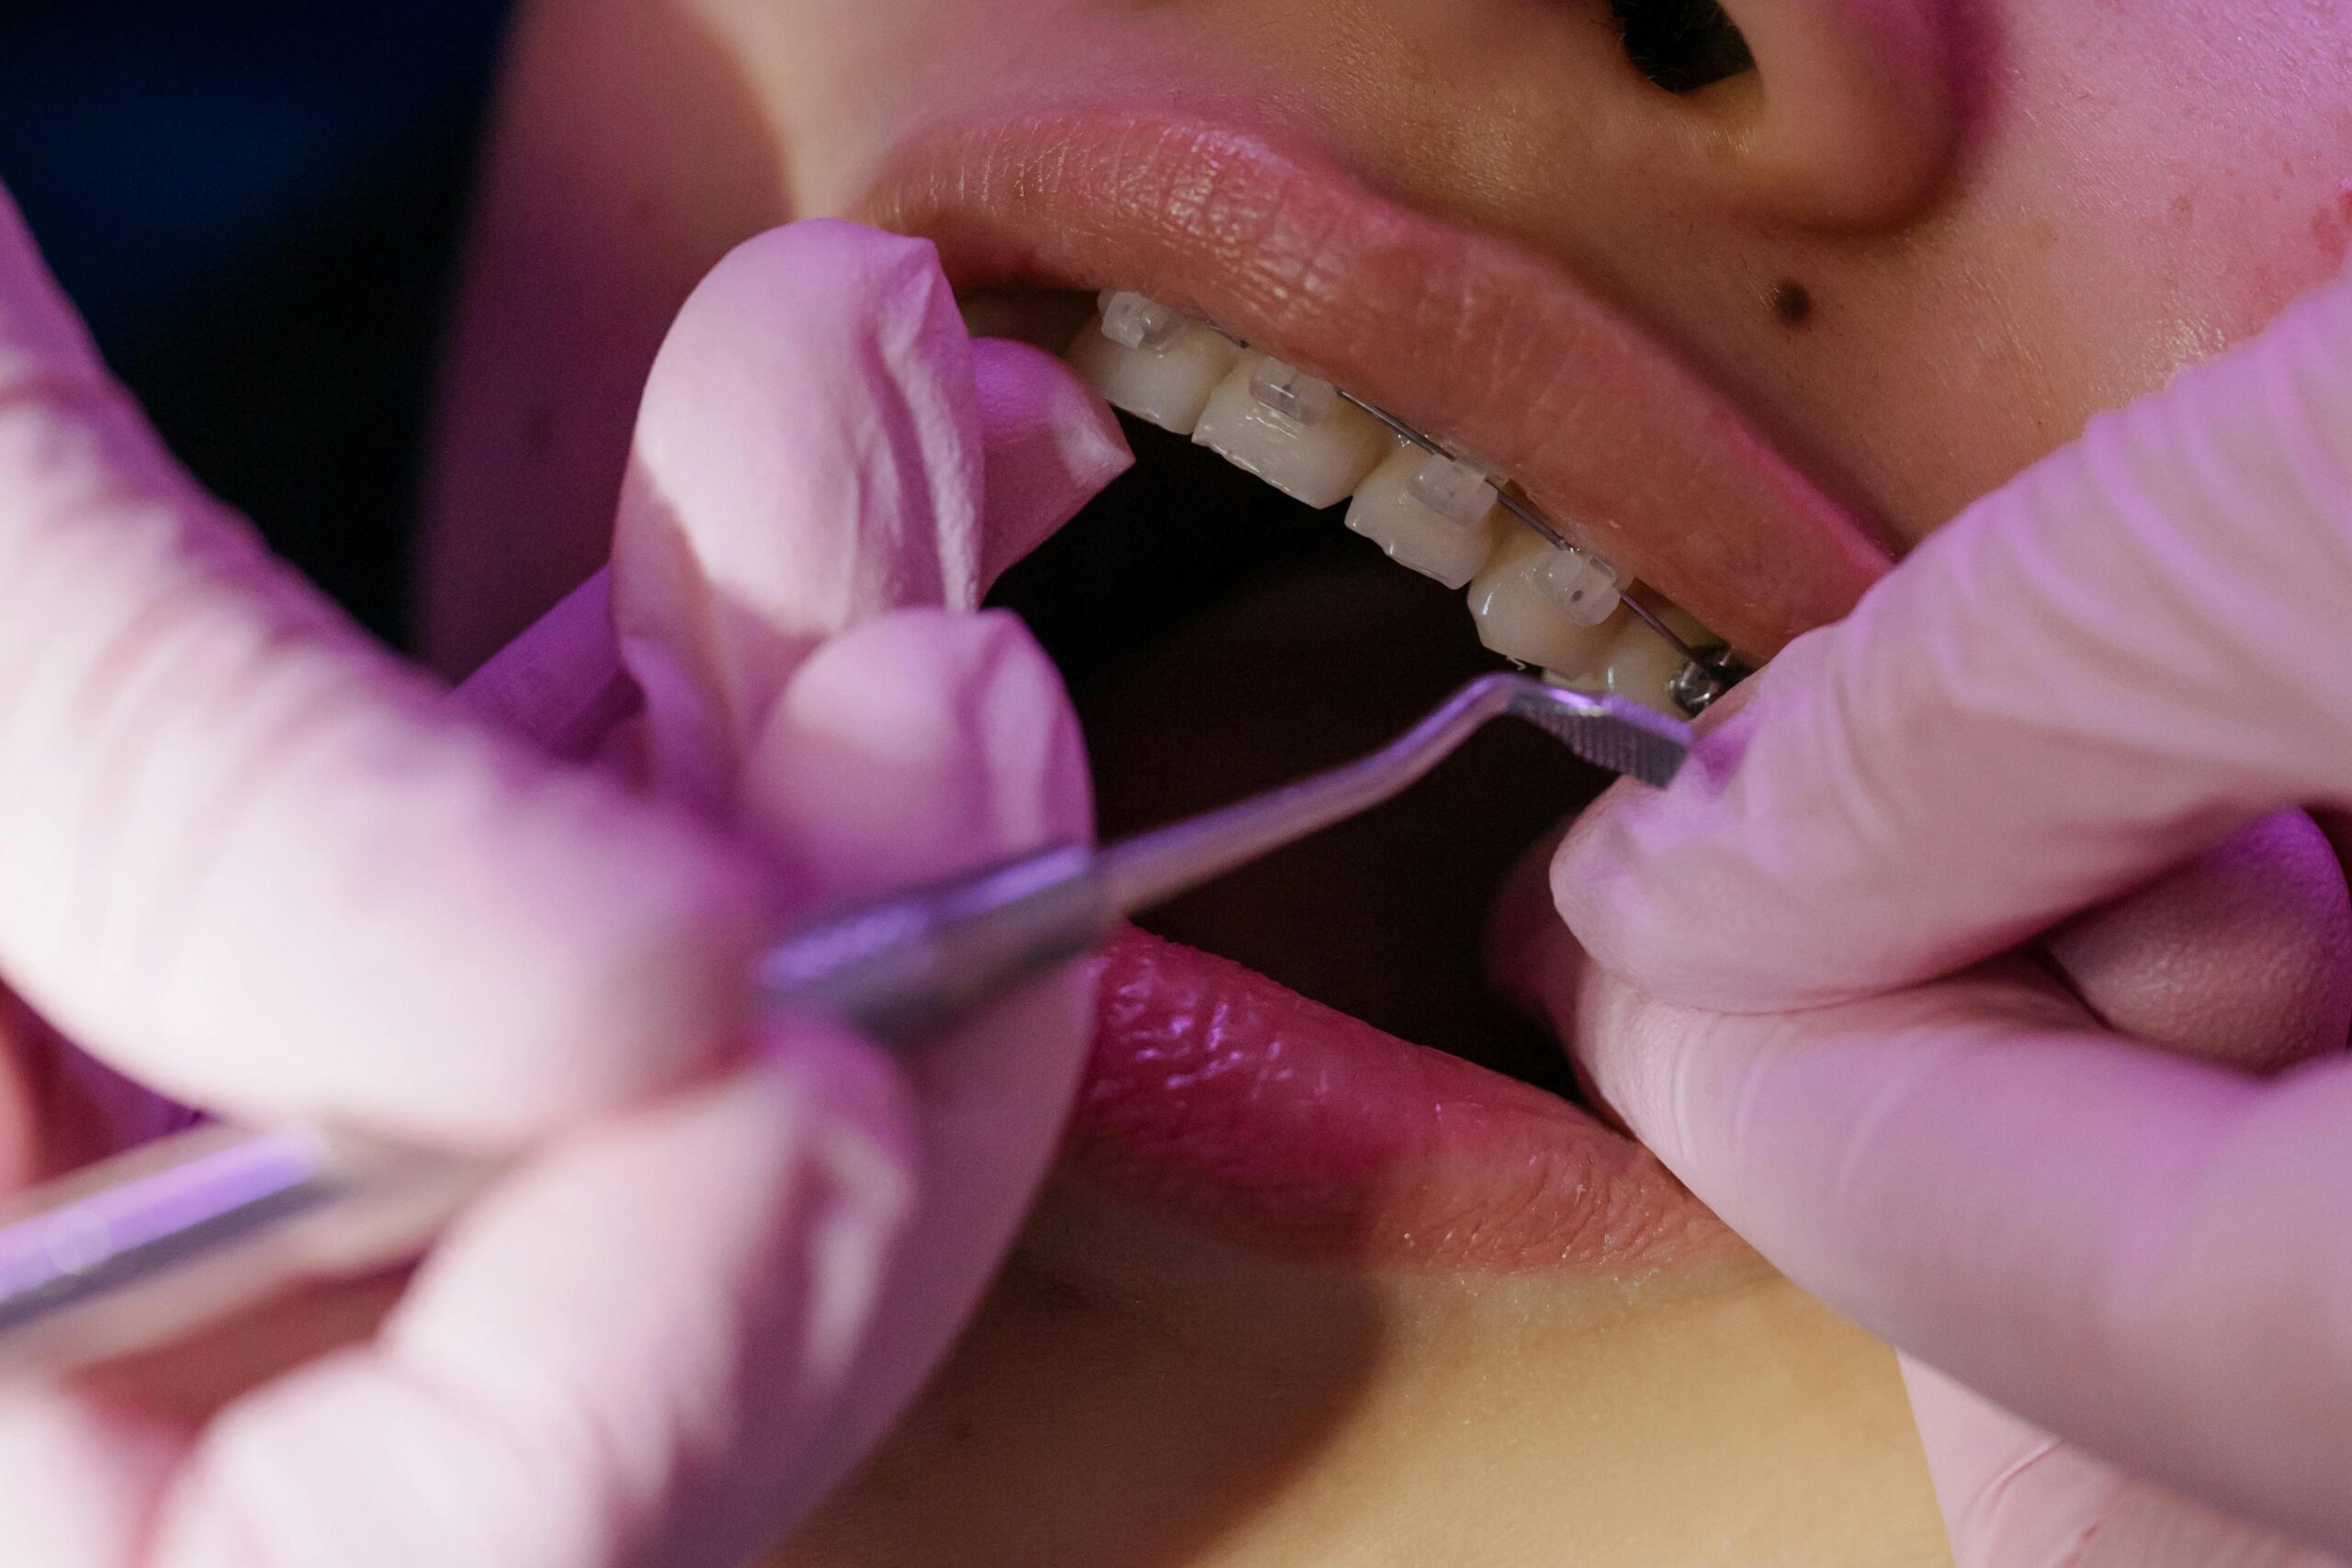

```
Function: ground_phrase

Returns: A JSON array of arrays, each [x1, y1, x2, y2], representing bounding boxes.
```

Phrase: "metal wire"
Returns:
[[1330, 389, 1715, 675]]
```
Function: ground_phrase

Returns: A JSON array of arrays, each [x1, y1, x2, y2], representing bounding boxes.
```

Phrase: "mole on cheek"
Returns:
[[1769, 279, 1815, 329]]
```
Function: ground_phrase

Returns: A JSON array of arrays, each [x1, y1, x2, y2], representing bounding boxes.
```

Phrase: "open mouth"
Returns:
[[860, 104, 1888, 1273]]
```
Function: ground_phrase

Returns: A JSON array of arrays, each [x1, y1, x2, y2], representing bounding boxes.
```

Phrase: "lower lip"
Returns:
[[1062, 925, 1731, 1272]]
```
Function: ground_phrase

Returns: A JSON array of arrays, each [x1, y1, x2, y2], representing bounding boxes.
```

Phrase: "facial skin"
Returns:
[[416, 1, 2352, 1562]]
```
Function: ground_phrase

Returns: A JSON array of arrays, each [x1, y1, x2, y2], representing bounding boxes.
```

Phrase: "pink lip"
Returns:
[[1067, 928, 1731, 1272]]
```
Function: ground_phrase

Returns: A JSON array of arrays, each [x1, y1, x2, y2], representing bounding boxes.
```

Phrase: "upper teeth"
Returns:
[[1065, 295, 1241, 433], [1346, 443, 1501, 590], [1098, 288, 1186, 351], [1063, 290, 1721, 716], [1193, 351, 1392, 508], [1408, 452, 1501, 528]]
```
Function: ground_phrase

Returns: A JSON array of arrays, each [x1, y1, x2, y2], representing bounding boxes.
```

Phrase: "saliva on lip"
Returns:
[[1062, 290, 1723, 716]]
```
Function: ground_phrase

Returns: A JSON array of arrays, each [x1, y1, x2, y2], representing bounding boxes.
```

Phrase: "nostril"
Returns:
[[1608, 0, 1754, 93]]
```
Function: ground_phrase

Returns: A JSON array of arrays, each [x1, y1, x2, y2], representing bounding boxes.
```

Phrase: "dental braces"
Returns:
[[1161, 304, 1746, 716], [1324, 389, 1747, 715]]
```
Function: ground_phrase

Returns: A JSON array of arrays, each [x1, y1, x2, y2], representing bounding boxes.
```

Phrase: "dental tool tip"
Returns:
[[1504, 681, 1690, 788]]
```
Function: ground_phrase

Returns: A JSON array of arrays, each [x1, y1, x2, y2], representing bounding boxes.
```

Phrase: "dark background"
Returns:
[[0, 0, 514, 643]]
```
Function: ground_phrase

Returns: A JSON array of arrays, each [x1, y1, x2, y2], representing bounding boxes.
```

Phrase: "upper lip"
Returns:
[[858, 101, 1894, 660]]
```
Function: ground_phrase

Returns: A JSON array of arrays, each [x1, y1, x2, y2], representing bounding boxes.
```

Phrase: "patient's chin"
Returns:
[[2043, 809, 2352, 1076]]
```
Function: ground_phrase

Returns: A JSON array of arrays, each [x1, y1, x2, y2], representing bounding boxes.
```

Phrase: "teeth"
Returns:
[[1245, 355, 1340, 424], [1409, 452, 1502, 527], [1058, 289, 1724, 716], [1466, 529, 1621, 678], [1552, 602, 1724, 715], [1344, 442, 1504, 589], [1576, 615, 1689, 711], [1528, 540, 1623, 627], [1096, 288, 1185, 350], [1192, 352, 1390, 508], [1066, 295, 1242, 433]]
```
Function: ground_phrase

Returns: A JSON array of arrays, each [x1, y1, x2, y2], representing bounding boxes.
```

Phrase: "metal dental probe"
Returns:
[[0, 674, 1688, 1378]]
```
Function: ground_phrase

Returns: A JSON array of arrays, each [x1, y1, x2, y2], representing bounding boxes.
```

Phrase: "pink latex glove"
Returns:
[[0, 193, 1128, 1568], [1542, 259, 2352, 1564]]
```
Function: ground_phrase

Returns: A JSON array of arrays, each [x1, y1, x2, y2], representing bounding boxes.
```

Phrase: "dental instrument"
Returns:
[[0, 674, 1688, 1378]]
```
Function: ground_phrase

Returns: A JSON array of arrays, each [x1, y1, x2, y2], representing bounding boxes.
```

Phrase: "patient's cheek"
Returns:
[[2043, 809, 2352, 1074]]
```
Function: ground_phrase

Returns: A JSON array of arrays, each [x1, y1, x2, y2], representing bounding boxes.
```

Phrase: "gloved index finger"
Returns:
[[1555, 263, 2352, 1012]]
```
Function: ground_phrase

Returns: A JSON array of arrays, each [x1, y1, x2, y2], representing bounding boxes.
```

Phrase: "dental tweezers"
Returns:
[[0, 674, 1688, 1376]]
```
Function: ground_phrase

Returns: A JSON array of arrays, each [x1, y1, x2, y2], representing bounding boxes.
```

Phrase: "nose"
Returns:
[[1694, 0, 1959, 226], [1272, 0, 1959, 232]]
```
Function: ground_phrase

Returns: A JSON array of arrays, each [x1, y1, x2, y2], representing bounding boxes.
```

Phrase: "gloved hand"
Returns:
[[0, 193, 1129, 1568], [1535, 258, 2352, 1565]]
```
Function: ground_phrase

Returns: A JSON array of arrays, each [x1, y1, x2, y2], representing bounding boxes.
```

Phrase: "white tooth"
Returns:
[[1466, 529, 1620, 677], [1408, 452, 1500, 527], [1192, 352, 1390, 507], [1528, 542, 1622, 627], [1559, 601, 1728, 715], [1245, 355, 1341, 423], [1589, 615, 1689, 713], [1345, 443, 1504, 589], [1064, 299, 1241, 433], [1096, 288, 1185, 350]]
